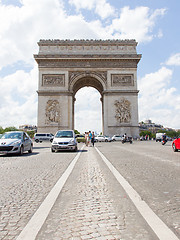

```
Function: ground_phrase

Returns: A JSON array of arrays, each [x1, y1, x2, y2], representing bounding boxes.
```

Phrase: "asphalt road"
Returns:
[[0, 140, 179, 240]]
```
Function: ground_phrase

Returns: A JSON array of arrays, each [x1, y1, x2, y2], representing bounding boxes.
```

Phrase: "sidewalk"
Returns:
[[36, 146, 153, 240]]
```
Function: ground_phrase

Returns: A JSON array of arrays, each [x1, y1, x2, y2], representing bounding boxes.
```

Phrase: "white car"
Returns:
[[95, 135, 106, 142], [51, 130, 77, 152], [112, 135, 123, 141], [95, 135, 112, 142], [105, 136, 112, 142]]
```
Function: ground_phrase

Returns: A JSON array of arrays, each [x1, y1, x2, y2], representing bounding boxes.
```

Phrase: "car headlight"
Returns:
[[52, 141, 57, 144], [11, 140, 21, 146], [69, 139, 75, 144]]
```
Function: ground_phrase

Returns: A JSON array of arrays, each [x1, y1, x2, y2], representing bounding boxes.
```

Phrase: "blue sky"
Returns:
[[0, 0, 179, 133]]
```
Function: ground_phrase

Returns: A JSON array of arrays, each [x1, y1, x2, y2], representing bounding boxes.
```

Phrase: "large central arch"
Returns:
[[34, 39, 141, 137], [71, 72, 105, 132]]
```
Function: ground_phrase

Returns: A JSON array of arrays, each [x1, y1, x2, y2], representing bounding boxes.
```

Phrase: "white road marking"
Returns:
[[95, 147, 179, 240], [16, 146, 84, 240]]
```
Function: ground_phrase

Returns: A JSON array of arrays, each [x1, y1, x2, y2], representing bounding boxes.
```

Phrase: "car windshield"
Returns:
[[1, 132, 22, 139], [55, 131, 73, 138]]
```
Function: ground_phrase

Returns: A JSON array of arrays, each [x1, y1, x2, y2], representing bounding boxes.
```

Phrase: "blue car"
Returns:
[[0, 131, 33, 155]]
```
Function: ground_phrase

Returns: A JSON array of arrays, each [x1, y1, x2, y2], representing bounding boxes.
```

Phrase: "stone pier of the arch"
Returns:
[[34, 39, 141, 138]]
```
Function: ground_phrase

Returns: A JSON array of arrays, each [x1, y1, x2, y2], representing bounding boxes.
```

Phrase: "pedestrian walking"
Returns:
[[91, 131, 95, 147], [89, 131, 92, 147], [89, 131, 92, 146], [85, 132, 89, 146]]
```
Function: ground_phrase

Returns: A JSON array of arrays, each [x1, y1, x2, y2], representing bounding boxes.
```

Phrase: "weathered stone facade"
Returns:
[[34, 39, 141, 137]]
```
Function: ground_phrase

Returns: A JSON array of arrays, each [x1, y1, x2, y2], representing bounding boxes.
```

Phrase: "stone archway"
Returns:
[[70, 72, 105, 133], [34, 39, 141, 137]]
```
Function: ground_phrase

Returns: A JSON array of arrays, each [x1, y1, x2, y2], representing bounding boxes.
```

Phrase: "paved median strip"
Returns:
[[95, 147, 179, 240], [16, 146, 84, 240]]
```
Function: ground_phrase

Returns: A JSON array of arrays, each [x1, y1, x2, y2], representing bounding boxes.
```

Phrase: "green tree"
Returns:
[[4, 126, 18, 133], [157, 130, 179, 138], [0, 126, 4, 134], [74, 129, 80, 134], [27, 130, 36, 139]]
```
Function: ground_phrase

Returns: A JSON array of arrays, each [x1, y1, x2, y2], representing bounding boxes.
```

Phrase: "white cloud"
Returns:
[[138, 67, 180, 128], [166, 53, 180, 66], [0, 1, 166, 70], [74, 87, 102, 133], [0, 65, 38, 128], [0, 0, 171, 131], [111, 6, 166, 43], [69, 0, 115, 19]]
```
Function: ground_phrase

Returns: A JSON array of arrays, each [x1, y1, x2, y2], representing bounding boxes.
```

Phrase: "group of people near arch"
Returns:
[[84, 131, 95, 147]]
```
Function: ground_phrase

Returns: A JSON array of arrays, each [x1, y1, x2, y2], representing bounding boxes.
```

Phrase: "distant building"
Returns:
[[139, 120, 164, 133], [19, 125, 37, 132]]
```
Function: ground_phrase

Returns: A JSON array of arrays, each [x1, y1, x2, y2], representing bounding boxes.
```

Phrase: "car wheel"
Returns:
[[19, 146, 24, 155], [35, 139, 39, 143], [105, 139, 108, 142], [173, 143, 178, 152], [51, 147, 55, 152], [74, 146, 78, 152], [28, 145, 33, 153]]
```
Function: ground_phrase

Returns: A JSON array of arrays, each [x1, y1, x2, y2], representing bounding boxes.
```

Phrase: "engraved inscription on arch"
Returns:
[[114, 98, 131, 123], [111, 74, 134, 86], [42, 74, 65, 86]]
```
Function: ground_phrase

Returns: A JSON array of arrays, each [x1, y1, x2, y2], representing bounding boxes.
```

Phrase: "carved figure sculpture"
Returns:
[[114, 98, 131, 123], [45, 100, 60, 124]]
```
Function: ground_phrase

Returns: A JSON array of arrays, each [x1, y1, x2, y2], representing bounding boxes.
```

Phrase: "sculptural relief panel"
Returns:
[[114, 98, 131, 124], [39, 43, 137, 54], [42, 74, 65, 87], [45, 100, 60, 125], [111, 74, 134, 87]]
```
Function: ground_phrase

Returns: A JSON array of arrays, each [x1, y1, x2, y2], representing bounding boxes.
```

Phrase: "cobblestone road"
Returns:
[[37, 146, 155, 240], [0, 143, 77, 240], [0, 141, 179, 240], [96, 141, 180, 239]]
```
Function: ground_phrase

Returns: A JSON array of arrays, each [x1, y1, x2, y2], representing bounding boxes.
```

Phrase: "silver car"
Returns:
[[51, 130, 77, 152], [0, 131, 33, 155]]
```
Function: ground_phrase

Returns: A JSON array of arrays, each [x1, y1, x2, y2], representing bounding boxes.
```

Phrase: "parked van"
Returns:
[[34, 133, 54, 143]]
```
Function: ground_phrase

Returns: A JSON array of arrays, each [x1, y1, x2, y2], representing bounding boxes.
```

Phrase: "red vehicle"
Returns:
[[172, 137, 180, 152]]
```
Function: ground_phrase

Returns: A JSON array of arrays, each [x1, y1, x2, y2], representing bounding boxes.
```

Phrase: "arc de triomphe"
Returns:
[[34, 39, 141, 137]]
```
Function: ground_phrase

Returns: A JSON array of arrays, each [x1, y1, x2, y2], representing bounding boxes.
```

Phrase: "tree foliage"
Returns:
[[157, 130, 180, 138], [0, 126, 18, 134], [74, 129, 80, 134]]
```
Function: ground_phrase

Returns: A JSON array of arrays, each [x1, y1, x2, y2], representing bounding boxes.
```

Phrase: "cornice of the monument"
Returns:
[[34, 54, 142, 59], [38, 39, 138, 46]]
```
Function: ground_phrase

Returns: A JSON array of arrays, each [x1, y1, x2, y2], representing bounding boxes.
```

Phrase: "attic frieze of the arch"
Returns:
[[36, 59, 139, 69]]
